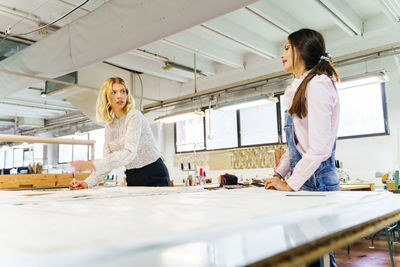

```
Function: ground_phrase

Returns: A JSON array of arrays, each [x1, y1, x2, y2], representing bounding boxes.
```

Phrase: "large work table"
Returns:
[[0, 186, 399, 266]]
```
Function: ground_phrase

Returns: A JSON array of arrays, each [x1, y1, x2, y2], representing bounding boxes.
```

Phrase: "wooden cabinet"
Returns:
[[0, 173, 89, 189]]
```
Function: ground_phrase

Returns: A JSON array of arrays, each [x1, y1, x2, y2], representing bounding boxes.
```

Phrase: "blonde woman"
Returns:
[[69, 77, 170, 190]]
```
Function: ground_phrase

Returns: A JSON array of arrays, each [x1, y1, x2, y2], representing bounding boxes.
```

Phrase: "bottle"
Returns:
[[104, 174, 116, 187]]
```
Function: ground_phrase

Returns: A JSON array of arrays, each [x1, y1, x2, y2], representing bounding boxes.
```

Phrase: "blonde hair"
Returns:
[[97, 77, 134, 122]]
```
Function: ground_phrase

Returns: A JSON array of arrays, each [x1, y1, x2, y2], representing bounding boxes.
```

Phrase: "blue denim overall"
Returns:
[[284, 111, 339, 267], [285, 111, 340, 191]]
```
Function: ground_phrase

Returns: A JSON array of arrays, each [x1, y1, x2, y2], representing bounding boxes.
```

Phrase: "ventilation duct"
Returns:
[[0, 0, 257, 97]]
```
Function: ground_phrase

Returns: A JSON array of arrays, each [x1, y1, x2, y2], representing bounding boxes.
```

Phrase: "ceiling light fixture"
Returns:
[[156, 109, 204, 124], [218, 95, 277, 111], [162, 62, 206, 77], [336, 72, 388, 90]]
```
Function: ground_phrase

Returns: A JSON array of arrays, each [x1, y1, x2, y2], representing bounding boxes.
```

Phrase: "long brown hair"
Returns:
[[288, 29, 339, 118]]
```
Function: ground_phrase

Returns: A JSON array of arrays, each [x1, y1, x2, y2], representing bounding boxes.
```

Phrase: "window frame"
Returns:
[[174, 115, 207, 153], [174, 80, 389, 154], [174, 100, 283, 153], [238, 102, 281, 148], [57, 134, 90, 164], [204, 108, 239, 151], [337, 82, 389, 140]]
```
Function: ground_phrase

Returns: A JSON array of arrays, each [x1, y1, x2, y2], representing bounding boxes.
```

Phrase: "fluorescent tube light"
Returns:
[[336, 73, 387, 90], [163, 62, 206, 77], [218, 95, 276, 111], [156, 110, 204, 124]]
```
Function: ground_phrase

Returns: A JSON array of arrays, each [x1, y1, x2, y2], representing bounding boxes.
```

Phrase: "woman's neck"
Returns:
[[114, 109, 124, 119], [293, 66, 307, 79]]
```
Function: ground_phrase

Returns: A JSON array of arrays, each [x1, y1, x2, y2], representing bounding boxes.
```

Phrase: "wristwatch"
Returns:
[[273, 174, 284, 181]]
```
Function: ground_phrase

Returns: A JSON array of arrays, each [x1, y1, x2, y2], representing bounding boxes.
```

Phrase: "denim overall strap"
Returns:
[[284, 111, 340, 192]]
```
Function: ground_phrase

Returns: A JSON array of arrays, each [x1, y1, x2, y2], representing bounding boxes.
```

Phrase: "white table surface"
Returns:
[[0, 186, 399, 266]]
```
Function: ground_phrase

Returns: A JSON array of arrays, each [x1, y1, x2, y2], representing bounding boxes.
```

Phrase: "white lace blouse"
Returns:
[[85, 109, 161, 188]]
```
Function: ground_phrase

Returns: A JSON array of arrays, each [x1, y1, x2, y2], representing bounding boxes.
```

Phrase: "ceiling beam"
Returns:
[[315, 0, 363, 36], [202, 17, 279, 59], [377, 0, 400, 23], [136, 43, 216, 76], [108, 53, 190, 83], [0, 104, 66, 118], [2, 98, 78, 112], [54, 0, 91, 13], [163, 31, 244, 68], [0, 102, 72, 114], [246, 1, 306, 34]]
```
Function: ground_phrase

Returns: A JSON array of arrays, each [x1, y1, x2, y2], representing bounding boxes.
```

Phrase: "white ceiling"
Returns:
[[0, 0, 399, 133]]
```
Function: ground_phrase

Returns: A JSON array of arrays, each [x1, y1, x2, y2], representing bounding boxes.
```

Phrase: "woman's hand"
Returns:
[[69, 180, 88, 190], [265, 176, 293, 191], [69, 161, 95, 172]]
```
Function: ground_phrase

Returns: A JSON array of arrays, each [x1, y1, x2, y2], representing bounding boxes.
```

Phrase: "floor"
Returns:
[[335, 235, 400, 267]]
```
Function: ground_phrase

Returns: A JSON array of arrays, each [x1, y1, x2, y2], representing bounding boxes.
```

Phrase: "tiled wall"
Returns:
[[173, 144, 287, 170]]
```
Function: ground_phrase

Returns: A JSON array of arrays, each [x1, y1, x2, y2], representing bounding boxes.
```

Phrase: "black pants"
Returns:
[[125, 158, 170, 186]]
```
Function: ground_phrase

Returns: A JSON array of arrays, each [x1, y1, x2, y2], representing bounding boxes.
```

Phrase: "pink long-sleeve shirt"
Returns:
[[275, 71, 340, 191]]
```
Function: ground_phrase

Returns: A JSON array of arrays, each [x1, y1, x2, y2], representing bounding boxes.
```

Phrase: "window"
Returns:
[[173, 76, 388, 153], [279, 95, 286, 143], [45, 72, 77, 94], [73, 134, 89, 161], [23, 150, 33, 167], [5, 149, 13, 168], [240, 103, 279, 146], [33, 144, 44, 164], [0, 150, 4, 169], [88, 128, 105, 159], [58, 135, 73, 163], [0, 39, 28, 61], [337, 81, 387, 138], [13, 148, 23, 167], [58, 134, 92, 163], [205, 109, 238, 149], [176, 116, 205, 152]]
